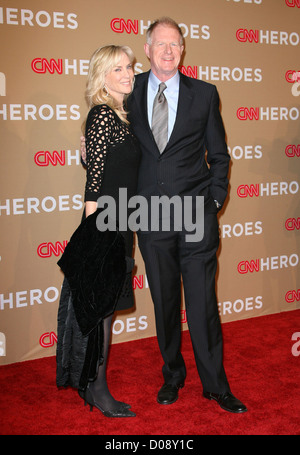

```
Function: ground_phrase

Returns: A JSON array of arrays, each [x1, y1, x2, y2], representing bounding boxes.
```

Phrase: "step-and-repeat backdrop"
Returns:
[[1, 0, 299, 365]]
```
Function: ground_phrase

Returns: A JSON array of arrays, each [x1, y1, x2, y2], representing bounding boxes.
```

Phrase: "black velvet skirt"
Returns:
[[56, 218, 135, 390]]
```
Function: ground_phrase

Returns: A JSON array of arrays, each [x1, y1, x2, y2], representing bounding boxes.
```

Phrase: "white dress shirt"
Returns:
[[147, 71, 180, 141]]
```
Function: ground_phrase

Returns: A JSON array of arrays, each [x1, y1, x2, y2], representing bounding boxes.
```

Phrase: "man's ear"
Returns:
[[144, 43, 150, 59]]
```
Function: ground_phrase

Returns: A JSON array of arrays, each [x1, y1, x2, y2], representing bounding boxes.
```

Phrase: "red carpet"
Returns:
[[1, 310, 300, 436]]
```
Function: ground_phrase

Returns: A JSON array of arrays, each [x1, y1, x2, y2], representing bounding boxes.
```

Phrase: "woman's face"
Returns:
[[104, 52, 134, 104]]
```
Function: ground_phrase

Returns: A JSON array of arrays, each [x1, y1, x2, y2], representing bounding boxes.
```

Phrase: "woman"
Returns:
[[56, 45, 140, 418]]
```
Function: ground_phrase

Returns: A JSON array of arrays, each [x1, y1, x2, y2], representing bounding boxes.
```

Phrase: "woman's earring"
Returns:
[[103, 85, 109, 96]]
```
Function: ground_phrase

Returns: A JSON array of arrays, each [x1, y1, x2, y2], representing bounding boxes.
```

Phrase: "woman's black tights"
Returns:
[[88, 314, 121, 411]]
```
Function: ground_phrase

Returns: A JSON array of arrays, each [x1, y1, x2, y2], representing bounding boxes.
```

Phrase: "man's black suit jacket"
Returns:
[[127, 70, 230, 209]]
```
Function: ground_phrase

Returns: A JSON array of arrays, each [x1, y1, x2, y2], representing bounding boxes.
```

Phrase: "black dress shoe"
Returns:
[[157, 383, 184, 405], [203, 391, 247, 413]]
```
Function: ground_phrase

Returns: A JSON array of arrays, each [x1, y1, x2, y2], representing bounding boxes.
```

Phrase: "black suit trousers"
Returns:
[[137, 196, 230, 394]]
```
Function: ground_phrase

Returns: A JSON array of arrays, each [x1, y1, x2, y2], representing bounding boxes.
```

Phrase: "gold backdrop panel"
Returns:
[[0, 0, 299, 365]]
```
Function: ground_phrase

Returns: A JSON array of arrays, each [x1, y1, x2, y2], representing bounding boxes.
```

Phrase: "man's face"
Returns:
[[144, 24, 184, 81]]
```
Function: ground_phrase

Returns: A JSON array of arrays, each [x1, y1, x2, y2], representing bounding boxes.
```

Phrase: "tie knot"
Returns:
[[158, 82, 167, 94]]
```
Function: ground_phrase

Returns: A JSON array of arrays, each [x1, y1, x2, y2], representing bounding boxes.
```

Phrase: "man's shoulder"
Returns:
[[180, 71, 215, 92], [134, 71, 150, 85]]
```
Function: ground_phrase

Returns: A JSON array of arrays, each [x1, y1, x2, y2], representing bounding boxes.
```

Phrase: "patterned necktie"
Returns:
[[152, 82, 168, 153]]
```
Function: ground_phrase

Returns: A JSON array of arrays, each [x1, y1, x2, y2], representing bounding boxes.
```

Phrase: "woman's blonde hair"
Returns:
[[83, 45, 135, 130]]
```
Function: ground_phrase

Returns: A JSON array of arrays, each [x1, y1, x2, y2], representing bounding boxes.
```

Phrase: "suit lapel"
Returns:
[[165, 72, 194, 152], [131, 71, 194, 155], [132, 72, 153, 140]]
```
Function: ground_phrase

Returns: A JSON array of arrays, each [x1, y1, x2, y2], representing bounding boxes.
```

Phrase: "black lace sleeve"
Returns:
[[84, 105, 115, 202]]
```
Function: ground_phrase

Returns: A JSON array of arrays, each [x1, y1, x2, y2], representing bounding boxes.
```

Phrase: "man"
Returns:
[[127, 17, 246, 414], [82, 17, 247, 413]]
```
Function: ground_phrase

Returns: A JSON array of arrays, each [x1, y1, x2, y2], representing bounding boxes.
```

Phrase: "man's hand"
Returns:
[[80, 136, 86, 163]]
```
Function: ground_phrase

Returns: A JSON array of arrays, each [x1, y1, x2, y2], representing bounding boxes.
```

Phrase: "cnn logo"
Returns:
[[0, 332, 6, 356], [37, 241, 67, 258], [0, 73, 6, 96]]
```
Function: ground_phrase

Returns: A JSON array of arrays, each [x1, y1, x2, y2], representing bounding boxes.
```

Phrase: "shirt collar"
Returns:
[[149, 71, 180, 92]]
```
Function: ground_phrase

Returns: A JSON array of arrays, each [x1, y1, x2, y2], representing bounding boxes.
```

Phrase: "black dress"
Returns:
[[56, 104, 140, 389]]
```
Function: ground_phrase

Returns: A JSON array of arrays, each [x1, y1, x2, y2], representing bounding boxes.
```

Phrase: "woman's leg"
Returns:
[[86, 314, 134, 416], [88, 314, 120, 410]]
